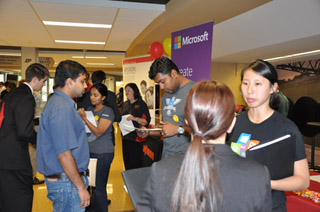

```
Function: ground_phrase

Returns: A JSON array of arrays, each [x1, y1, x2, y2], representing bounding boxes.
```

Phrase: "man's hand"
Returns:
[[77, 108, 86, 120], [126, 115, 135, 121], [78, 187, 90, 208], [57, 151, 90, 209], [160, 121, 179, 137], [137, 126, 149, 138]]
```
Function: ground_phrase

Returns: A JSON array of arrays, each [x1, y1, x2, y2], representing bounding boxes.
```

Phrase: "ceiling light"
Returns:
[[264, 49, 320, 61], [43, 21, 112, 28], [72, 56, 107, 59], [55, 40, 105, 45], [86, 63, 114, 66]]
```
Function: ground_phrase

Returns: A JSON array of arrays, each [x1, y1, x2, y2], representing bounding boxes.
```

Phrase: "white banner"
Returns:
[[122, 55, 155, 125]]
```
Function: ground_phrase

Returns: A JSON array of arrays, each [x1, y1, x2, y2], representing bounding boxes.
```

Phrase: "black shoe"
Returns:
[[107, 199, 111, 205], [33, 177, 45, 185]]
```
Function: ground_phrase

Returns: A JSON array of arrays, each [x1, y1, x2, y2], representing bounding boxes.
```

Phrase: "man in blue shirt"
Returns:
[[37, 60, 90, 211]]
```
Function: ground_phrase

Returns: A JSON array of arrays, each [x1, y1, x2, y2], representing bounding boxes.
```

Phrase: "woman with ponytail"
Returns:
[[137, 81, 272, 212], [228, 59, 309, 211]]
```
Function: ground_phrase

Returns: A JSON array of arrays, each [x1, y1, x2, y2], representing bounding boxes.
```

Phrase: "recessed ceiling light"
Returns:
[[43, 21, 112, 28], [86, 63, 114, 66], [264, 49, 320, 61], [55, 40, 105, 45], [72, 56, 107, 59]]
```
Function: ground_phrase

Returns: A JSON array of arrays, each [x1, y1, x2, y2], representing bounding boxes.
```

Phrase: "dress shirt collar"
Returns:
[[23, 82, 33, 94], [54, 89, 76, 108]]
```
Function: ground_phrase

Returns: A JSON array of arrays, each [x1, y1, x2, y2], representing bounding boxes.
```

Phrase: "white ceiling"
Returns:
[[0, 0, 320, 76], [0, 0, 165, 73], [212, 0, 320, 64]]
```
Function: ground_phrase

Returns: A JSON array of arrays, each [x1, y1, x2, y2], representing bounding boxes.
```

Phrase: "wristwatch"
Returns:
[[177, 125, 184, 136]]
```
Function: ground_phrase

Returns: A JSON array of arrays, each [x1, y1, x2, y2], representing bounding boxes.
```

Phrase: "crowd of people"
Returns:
[[0, 57, 310, 212]]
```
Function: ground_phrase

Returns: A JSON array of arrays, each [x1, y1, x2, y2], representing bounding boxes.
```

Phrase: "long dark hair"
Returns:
[[125, 83, 141, 100], [171, 81, 236, 212], [241, 59, 281, 110]]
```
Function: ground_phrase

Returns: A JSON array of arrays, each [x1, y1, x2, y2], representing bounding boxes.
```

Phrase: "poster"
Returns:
[[171, 21, 214, 82], [122, 55, 156, 125]]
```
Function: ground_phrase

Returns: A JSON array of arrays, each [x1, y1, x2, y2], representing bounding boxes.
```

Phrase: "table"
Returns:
[[306, 122, 320, 169], [286, 171, 320, 212]]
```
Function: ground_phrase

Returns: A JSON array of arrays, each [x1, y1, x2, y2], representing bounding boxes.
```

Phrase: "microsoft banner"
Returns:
[[171, 21, 214, 82]]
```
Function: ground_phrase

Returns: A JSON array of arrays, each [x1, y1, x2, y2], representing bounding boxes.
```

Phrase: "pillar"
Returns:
[[106, 76, 115, 92], [21, 47, 38, 80]]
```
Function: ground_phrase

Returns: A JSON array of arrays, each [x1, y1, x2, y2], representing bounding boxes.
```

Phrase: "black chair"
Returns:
[[293, 96, 320, 169]]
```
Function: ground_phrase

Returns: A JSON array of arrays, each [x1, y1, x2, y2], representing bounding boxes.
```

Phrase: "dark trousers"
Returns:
[[0, 169, 33, 212], [87, 152, 114, 212], [122, 139, 144, 170]]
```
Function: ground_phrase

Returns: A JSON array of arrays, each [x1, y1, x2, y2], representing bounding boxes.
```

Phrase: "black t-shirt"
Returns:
[[121, 98, 151, 141], [227, 111, 306, 212]]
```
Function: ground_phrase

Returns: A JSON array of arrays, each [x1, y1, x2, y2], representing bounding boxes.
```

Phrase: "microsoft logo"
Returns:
[[174, 31, 209, 50], [174, 36, 181, 49]]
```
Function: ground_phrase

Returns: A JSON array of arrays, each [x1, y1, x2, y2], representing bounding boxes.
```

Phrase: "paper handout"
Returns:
[[119, 115, 162, 136], [119, 115, 135, 136], [85, 111, 97, 133]]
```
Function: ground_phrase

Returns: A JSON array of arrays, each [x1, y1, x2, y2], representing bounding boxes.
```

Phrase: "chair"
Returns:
[[293, 96, 320, 169]]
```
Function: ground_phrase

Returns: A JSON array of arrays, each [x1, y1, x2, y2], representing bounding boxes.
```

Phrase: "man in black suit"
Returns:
[[0, 63, 49, 212]]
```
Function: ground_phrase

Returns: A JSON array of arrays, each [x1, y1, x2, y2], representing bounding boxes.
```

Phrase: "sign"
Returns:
[[171, 21, 214, 82], [38, 57, 54, 68], [0, 56, 54, 67], [0, 56, 20, 66]]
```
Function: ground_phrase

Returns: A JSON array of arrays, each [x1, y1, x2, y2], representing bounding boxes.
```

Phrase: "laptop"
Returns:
[[121, 167, 151, 210]]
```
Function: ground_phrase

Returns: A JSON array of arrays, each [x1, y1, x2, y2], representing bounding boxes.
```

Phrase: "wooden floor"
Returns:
[[32, 124, 134, 212]]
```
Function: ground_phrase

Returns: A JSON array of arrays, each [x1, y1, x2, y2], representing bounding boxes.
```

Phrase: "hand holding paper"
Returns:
[[119, 115, 162, 136], [160, 121, 178, 137], [119, 115, 135, 136], [79, 111, 97, 133]]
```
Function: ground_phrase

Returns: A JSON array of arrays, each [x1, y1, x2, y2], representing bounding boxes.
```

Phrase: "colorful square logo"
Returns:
[[231, 142, 247, 157], [174, 36, 181, 49], [231, 142, 241, 155], [236, 133, 251, 145]]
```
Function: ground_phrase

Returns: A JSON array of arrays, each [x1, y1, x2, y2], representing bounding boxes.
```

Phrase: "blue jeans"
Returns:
[[88, 152, 114, 212], [45, 174, 89, 212]]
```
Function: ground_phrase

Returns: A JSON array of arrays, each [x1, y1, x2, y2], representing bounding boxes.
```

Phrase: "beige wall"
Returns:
[[211, 62, 247, 106]]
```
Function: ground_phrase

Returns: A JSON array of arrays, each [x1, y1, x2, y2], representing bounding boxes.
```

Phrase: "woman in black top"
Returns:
[[228, 59, 309, 211], [137, 81, 272, 212], [121, 83, 151, 170]]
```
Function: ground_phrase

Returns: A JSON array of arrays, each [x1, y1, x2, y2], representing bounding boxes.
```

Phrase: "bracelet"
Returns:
[[136, 118, 140, 122]]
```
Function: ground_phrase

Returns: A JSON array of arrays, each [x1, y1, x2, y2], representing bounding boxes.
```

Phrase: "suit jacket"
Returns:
[[136, 145, 272, 212], [77, 89, 121, 122], [0, 84, 37, 170]]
